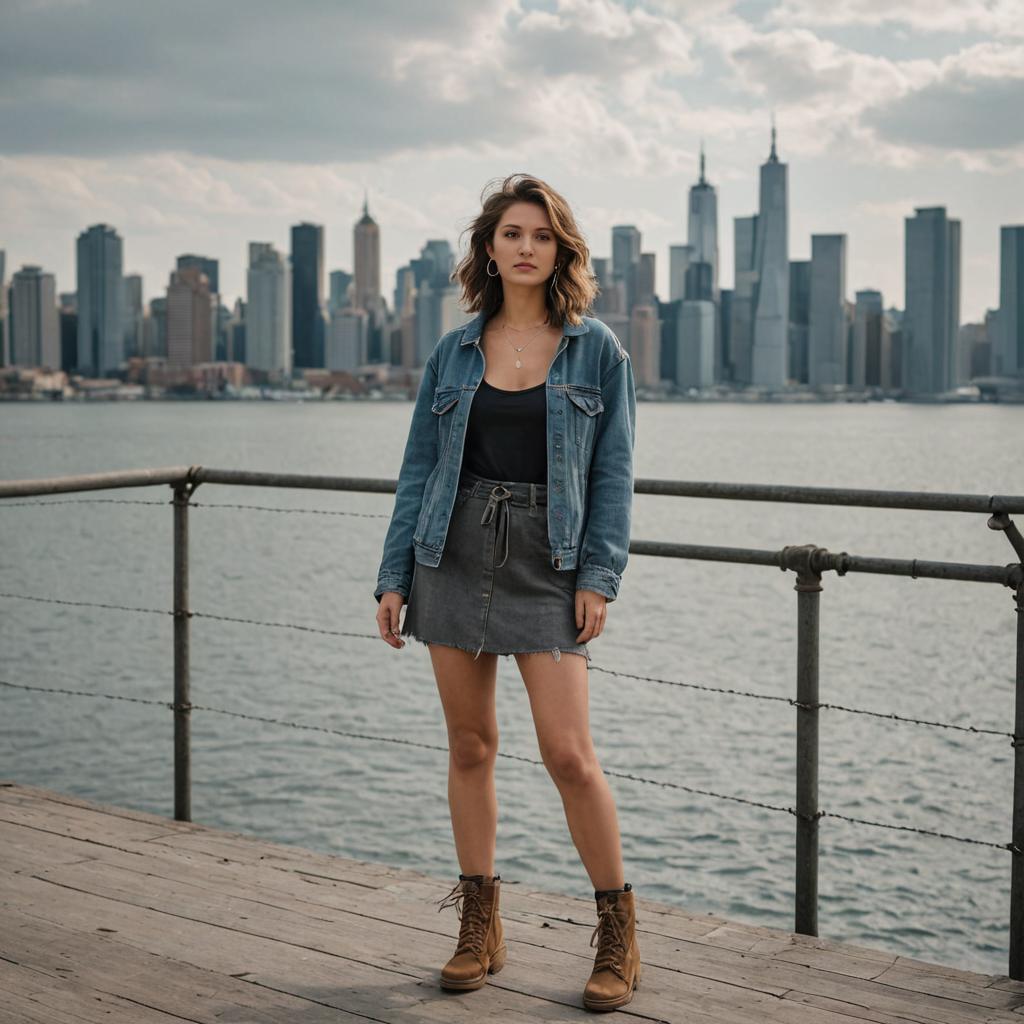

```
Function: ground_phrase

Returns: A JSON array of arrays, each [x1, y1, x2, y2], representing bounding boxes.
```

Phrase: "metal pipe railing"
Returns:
[[2, 465, 1022, 975]]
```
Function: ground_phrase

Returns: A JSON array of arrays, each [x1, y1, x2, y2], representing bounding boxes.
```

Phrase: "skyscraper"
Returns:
[[611, 225, 641, 313], [687, 143, 719, 294], [176, 255, 219, 296], [291, 222, 324, 370], [9, 265, 59, 369], [668, 245, 694, 303], [122, 274, 144, 360], [788, 260, 811, 384], [854, 290, 885, 389], [0, 250, 7, 366], [751, 124, 789, 388], [808, 234, 847, 388], [76, 223, 124, 376], [59, 292, 77, 371], [354, 194, 381, 313], [904, 206, 961, 395], [730, 215, 758, 383], [166, 266, 214, 369], [997, 225, 1024, 379], [409, 238, 458, 364], [331, 270, 354, 313], [247, 242, 291, 375], [678, 300, 715, 388], [629, 304, 659, 388], [635, 252, 656, 307]]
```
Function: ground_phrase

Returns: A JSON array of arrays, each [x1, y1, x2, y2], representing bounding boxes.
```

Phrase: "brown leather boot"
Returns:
[[582, 883, 641, 1012], [436, 873, 508, 991]]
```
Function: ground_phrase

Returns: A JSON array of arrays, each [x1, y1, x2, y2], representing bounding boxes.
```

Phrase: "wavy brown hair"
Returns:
[[452, 172, 599, 328]]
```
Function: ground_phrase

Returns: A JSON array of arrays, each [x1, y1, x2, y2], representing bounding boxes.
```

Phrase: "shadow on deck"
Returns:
[[2, 781, 1023, 1022]]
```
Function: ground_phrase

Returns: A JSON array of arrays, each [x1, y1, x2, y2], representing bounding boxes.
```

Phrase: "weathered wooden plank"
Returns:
[[0, 782, 203, 834], [0, 794, 189, 849], [0, 956, 209, 1023], [6, 890, 708, 1024], [6, 846, 1018, 1024], [3, 781, 1021, 1024], [3, 871, 789, 1024], [0, 815, 1015, 1024], [2, 912, 373, 1023], [871, 959, 1024, 1008]]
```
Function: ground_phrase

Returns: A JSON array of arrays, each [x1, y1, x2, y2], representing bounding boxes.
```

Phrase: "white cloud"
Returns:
[[766, 0, 1024, 38], [0, 0, 1019, 322]]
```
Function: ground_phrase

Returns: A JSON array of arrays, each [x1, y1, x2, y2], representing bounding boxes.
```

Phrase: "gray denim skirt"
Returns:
[[400, 471, 591, 663]]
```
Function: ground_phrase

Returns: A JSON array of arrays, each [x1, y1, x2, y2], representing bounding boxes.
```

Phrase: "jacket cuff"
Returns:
[[575, 564, 621, 602], [374, 571, 411, 604]]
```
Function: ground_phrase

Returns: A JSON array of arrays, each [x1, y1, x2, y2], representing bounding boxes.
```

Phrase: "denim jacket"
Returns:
[[374, 310, 636, 604]]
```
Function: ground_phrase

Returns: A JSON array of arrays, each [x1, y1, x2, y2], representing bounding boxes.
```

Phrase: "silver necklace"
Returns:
[[499, 317, 549, 368]]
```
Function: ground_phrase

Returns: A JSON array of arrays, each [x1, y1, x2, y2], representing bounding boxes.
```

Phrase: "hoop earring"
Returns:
[[486, 258, 500, 278]]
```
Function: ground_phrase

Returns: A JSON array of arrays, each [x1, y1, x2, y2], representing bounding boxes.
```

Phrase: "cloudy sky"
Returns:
[[2, 0, 1022, 323]]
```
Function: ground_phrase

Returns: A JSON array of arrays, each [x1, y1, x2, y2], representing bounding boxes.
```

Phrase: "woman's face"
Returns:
[[485, 201, 559, 285]]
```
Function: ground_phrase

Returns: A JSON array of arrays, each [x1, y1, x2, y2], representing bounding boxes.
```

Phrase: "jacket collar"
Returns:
[[459, 310, 588, 346]]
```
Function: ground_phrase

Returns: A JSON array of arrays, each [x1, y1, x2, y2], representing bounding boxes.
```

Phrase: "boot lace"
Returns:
[[590, 902, 628, 981], [437, 880, 488, 959]]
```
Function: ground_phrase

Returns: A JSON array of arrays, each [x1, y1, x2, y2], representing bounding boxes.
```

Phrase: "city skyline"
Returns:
[[1, 0, 1021, 323]]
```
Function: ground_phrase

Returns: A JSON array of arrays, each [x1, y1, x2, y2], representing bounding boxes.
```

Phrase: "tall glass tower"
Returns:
[[904, 206, 961, 395], [76, 223, 124, 376], [751, 124, 789, 388], [291, 222, 324, 370]]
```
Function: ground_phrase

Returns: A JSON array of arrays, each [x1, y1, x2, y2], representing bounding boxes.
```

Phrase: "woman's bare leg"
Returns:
[[429, 643, 500, 877], [514, 651, 625, 891]]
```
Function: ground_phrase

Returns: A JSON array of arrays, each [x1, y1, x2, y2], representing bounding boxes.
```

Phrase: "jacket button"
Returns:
[[554, 557, 562, 568]]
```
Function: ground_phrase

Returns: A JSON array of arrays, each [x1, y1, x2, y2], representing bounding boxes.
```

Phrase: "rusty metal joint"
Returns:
[[989, 511, 1011, 531], [172, 465, 204, 502], [990, 512, 1024, 565], [778, 543, 826, 592]]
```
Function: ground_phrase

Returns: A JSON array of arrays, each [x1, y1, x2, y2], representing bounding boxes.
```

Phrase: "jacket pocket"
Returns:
[[431, 385, 462, 455], [566, 385, 604, 451]]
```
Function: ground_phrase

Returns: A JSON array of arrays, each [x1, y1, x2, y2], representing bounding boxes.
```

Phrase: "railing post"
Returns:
[[172, 478, 195, 821], [1011, 581, 1024, 979], [781, 544, 824, 937]]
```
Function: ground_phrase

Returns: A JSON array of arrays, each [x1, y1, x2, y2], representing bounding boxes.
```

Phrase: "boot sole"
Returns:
[[440, 944, 508, 991], [582, 963, 640, 1011]]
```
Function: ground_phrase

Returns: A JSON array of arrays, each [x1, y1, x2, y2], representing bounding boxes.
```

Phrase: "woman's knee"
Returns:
[[449, 728, 499, 771], [543, 744, 598, 786]]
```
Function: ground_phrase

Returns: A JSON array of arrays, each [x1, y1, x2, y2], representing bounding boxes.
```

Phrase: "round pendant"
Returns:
[[515, 359, 522, 368]]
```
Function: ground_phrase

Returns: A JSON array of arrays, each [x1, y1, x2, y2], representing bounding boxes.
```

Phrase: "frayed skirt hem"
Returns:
[[401, 630, 590, 664]]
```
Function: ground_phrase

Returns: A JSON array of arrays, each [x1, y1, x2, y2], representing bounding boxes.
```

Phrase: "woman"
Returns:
[[373, 173, 639, 1012]]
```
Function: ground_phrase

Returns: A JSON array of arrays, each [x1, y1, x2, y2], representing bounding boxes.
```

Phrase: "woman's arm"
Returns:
[[373, 350, 439, 603], [575, 350, 637, 602]]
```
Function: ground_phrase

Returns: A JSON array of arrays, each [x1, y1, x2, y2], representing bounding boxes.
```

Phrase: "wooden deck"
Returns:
[[2, 781, 1023, 1023]]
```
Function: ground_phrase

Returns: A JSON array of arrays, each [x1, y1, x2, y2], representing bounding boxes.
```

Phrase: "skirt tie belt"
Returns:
[[479, 484, 513, 569]]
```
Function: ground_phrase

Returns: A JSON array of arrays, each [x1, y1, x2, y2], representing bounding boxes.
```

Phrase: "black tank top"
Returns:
[[461, 379, 547, 484]]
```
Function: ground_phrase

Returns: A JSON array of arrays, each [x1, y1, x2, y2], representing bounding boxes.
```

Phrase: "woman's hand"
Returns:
[[575, 589, 607, 643], [376, 592, 407, 649]]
